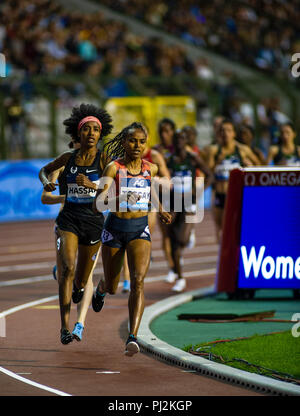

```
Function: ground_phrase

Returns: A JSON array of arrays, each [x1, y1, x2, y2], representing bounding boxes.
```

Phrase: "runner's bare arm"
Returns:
[[41, 168, 65, 205], [151, 149, 171, 179], [205, 145, 218, 170], [76, 173, 98, 190], [266, 145, 279, 165], [149, 163, 172, 224], [39, 152, 72, 192], [240, 143, 261, 166], [191, 152, 214, 189]]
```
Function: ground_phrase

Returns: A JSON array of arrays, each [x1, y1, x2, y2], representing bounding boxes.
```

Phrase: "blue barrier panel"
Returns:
[[238, 184, 300, 290], [204, 185, 212, 210], [0, 160, 60, 222]]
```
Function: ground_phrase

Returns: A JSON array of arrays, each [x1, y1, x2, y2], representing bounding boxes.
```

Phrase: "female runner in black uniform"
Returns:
[[153, 118, 177, 283], [93, 122, 172, 356], [41, 139, 100, 342], [39, 103, 113, 344], [205, 119, 261, 241], [166, 129, 213, 292], [267, 122, 300, 166]]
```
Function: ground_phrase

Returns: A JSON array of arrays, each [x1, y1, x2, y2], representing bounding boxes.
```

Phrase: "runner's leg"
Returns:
[[75, 242, 101, 290], [56, 229, 78, 332], [100, 245, 125, 294], [126, 238, 151, 337], [76, 246, 100, 325]]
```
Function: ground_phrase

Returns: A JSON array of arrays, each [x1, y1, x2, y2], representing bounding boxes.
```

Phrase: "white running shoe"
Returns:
[[124, 336, 140, 357], [172, 279, 186, 292], [187, 229, 196, 249], [165, 270, 177, 283]]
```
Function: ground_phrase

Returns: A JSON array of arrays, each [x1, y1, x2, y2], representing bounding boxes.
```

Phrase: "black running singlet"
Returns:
[[62, 149, 103, 216], [274, 145, 300, 166], [167, 152, 196, 193], [214, 146, 243, 181]]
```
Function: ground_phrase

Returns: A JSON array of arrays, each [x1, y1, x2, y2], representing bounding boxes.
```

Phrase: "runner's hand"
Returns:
[[76, 174, 95, 189], [127, 191, 140, 205], [159, 211, 172, 224], [43, 182, 56, 192]]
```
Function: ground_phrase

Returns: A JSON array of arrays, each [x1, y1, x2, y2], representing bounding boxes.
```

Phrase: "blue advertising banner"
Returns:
[[238, 186, 300, 289], [0, 160, 61, 222], [0, 160, 212, 223]]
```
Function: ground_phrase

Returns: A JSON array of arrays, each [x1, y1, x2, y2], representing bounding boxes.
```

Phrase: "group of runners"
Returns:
[[39, 103, 300, 356]]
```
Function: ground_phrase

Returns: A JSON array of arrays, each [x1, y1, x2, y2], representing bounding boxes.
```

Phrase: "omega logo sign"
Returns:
[[245, 172, 300, 186]]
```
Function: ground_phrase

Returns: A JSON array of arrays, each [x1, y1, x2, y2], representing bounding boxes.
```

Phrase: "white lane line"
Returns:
[[144, 268, 216, 283], [0, 252, 54, 263], [96, 371, 120, 374], [0, 254, 218, 275], [0, 243, 219, 264], [0, 262, 54, 273], [0, 295, 58, 317], [0, 294, 71, 396], [0, 267, 215, 396], [0, 275, 52, 287], [0, 266, 216, 288], [0, 367, 71, 396]]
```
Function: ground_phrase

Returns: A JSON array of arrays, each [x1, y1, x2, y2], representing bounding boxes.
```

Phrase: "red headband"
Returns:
[[78, 116, 102, 132]]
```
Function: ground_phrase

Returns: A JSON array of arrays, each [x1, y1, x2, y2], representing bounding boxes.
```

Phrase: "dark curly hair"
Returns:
[[103, 122, 148, 160], [63, 103, 113, 143]]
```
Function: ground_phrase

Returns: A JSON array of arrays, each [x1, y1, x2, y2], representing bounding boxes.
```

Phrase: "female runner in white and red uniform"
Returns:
[[92, 122, 172, 356]]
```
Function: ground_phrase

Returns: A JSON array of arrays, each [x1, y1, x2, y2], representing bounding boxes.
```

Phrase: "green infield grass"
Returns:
[[183, 331, 300, 383]]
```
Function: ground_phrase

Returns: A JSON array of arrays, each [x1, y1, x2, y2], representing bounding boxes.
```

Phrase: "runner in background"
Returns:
[[153, 118, 177, 283], [182, 124, 205, 248], [92, 122, 172, 356], [205, 118, 261, 242], [238, 124, 266, 165], [165, 129, 213, 292], [266, 122, 300, 166], [39, 103, 113, 345], [41, 139, 100, 342], [142, 143, 171, 233], [152, 118, 176, 162]]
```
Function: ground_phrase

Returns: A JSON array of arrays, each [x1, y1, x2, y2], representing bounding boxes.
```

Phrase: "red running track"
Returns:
[[0, 211, 262, 397]]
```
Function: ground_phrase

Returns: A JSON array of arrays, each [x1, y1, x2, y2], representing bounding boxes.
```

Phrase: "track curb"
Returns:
[[138, 285, 300, 396]]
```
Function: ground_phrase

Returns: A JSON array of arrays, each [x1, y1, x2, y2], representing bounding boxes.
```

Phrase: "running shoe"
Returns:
[[72, 282, 84, 304], [122, 280, 130, 293], [52, 265, 57, 280], [60, 329, 73, 345], [124, 335, 140, 357], [72, 322, 84, 341], [164, 270, 177, 283], [92, 290, 105, 312], [172, 278, 186, 292]]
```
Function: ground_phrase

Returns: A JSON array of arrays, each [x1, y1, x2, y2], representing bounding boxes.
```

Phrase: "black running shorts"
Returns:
[[56, 209, 104, 245], [101, 213, 151, 248], [214, 192, 226, 209]]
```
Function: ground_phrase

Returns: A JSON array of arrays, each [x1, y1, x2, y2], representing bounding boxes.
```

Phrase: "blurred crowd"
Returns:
[[0, 0, 297, 159], [100, 0, 300, 79], [2, 0, 299, 80], [1, 0, 195, 79]]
